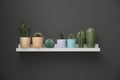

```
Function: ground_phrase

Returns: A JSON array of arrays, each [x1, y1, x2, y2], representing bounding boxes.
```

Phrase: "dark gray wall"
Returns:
[[0, 0, 120, 80]]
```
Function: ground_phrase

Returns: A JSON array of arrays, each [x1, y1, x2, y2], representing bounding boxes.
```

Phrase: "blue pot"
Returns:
[[67, 39, 76, 48]]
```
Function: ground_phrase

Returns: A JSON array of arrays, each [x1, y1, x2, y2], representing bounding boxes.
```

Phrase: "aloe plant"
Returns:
[[19, 21, 30, 37]]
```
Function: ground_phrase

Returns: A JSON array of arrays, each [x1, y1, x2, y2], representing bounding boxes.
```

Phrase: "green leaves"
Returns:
[[19, 21, 30, 37]]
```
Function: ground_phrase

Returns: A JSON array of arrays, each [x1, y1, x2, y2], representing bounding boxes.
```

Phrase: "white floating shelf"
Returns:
[[16, 44, 100, 52]]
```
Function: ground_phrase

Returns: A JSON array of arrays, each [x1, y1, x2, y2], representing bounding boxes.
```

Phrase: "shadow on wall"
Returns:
[[18, 52, 104, 66]]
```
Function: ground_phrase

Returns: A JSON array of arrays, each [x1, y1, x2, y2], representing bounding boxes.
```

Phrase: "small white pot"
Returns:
[[57, 39, 66, 48]]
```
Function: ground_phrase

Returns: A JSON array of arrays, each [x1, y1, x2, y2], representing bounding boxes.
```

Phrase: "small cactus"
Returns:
[[19, 21, 30, 37], [86, 28, 95, 48], [44, 39, 55, 48], [68, 33, 74, 39], [34, 32, 43, 37], [59, 32, 64, 39], [77, 31, 85, 48]]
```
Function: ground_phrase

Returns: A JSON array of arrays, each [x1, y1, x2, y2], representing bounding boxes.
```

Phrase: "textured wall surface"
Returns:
[[0, 0, 120, 80]]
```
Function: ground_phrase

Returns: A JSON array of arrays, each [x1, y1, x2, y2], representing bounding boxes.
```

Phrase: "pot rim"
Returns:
[[20, 37, 31, 39], [67, 39, 76, 40], [57, 39, 66, 40], [32, 37, 43, 38]]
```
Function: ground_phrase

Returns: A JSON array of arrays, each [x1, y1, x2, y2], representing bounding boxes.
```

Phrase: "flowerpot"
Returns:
[[57, 39, 66, 48], [32, 37, 44, 48], [20, 37, 31, 48], [67, 39, 76, 48]]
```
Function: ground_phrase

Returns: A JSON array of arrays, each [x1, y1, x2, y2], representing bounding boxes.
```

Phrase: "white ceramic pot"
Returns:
[[57, 39, 66, 48]]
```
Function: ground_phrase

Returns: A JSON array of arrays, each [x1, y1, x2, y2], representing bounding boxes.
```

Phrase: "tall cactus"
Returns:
[[77, 31, 84, 48], [86, 28, 95, 48]]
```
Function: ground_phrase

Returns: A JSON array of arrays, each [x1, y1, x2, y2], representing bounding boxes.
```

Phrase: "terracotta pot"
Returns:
[[20, 37, 31, 48], [32, 37, 44, 48]]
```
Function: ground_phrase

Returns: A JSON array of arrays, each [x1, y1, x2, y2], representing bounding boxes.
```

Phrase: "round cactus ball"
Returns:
[[44, 39, 55, 48]]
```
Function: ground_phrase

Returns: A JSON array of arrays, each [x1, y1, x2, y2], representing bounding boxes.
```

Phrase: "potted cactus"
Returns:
[[57, 32, 66, 48], [67, 33, 76, 48], [32, 32, 44, 48], [77, 31, 85, 48], [44, 39, 55, 48], [86, 28, 95, 48], [19, 21, 31, 48]]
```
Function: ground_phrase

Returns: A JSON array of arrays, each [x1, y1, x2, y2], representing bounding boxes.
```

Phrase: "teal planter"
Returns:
[[67, 39, 76, 48]]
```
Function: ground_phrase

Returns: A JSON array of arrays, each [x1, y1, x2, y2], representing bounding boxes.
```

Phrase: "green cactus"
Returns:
[[59, 32, 64, 39], [68, 33, 74, 39], [77, 31, 85, 48], [34, 32, 43, 37], [19, 21, 30, 37], [44, 39, 55, 48], [86, 28, 95, 48]]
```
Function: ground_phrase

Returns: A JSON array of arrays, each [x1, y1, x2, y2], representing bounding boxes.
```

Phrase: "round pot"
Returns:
[[32, 37, 44, 48], [57, 39, 66, 48], [20, 37, 31, 48], [67, 39, 76, 48]]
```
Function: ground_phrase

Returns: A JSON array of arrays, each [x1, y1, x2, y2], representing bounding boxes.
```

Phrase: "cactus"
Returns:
[[19, 21, 30, 37], [34, 32, 43, 37], [44, 39, 55, 48], [68, 33, 74, 39], [59, 32, 64, 39], [77, 31, 85, 48], [86, 28, 95, 48]]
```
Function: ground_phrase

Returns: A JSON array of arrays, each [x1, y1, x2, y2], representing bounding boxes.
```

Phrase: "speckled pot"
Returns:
[[20, 37, 31, 48]]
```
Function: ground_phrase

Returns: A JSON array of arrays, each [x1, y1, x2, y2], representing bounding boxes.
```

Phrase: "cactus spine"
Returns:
[[86, 28, 95, 48], [77, 31, 84, 48]]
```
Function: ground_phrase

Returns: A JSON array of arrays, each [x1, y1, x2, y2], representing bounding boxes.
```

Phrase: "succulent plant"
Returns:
[[86, 28, 95, 48], [59, 32, 64, 39], [34, 32, 43, 37], [19, 21, 30, 37], [68, 33, 74, 39], [44, 39, 55, 48], [77, 31, 85, 48]]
